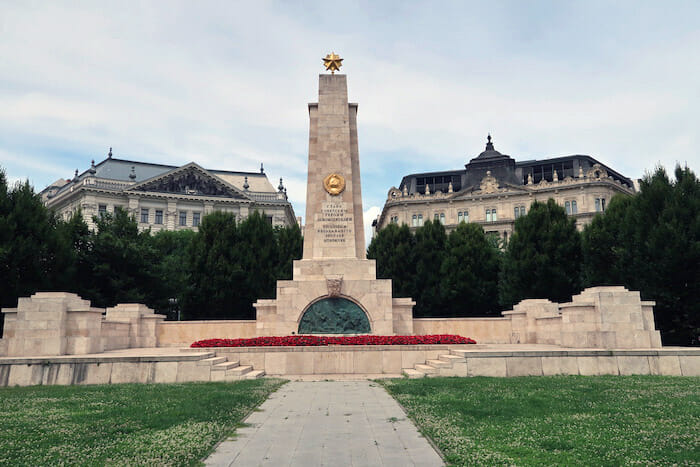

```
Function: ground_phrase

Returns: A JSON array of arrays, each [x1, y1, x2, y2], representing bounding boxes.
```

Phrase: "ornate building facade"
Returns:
[[42, 149, 297, 231], [374, 136, 635, 239]]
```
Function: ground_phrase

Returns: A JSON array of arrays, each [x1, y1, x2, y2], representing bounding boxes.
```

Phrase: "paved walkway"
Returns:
[[204, 381, 444, 466]]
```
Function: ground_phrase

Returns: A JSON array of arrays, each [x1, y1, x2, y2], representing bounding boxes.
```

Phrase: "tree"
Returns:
[[499, 199, 582, 308], [581, 194, 634, 286], [183, 210, 279, 320], [583, 166, 699, 345], [149, 229, 196, 317], [79, 209, 160, 308], [0, 178, 57, 308], [274, 222, 303, 281], [441, 222, 501, 316], [367, 223, 415, 298], [411, 220, 447, 317]]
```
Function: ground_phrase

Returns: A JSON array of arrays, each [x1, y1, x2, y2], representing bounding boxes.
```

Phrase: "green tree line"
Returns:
[[0, 167, 302, 333], [368, 166, 699, 346]]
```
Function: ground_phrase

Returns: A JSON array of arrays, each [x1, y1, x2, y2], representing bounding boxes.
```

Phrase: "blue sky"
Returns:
[[2, 1, 699, 239]]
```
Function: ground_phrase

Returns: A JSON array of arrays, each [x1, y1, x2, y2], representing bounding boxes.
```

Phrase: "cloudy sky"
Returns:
[[2, 1, 699, 238]]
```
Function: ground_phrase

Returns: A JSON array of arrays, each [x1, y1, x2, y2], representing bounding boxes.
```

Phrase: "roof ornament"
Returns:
[[553, 169, 559, 182], [243, 176, 249, 190], [322, 52, 343, 74], [129, 166, 136, 180], [425, 184, 430, 195], [89, 160, 97, 175], [485, 133, 495, 151], [260, 163, 265, 174], [108, 147, 113, 159], [278, 177, 285, 192], [72, 169, 79, 182]]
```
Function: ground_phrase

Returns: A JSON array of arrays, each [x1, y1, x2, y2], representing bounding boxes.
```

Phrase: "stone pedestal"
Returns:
[[501, 286, 662, 349], [1, 292, 103, 357], [254, 72, 414, 335]]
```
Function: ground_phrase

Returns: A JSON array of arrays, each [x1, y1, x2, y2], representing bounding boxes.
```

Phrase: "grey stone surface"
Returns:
[[204, 381, 443, 466]]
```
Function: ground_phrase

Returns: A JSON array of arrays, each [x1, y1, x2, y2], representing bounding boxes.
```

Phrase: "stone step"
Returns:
[[403, 368, 426, 379], [414, 364, 438, 374], [197, 356, 227, 366], [212, 360, 240, 371], [226, 365, 253, 377], [426, 359, 451, 368], [245, 370, 266, 379], [439, 354, 466, 363], [450, 349, 473, 358]]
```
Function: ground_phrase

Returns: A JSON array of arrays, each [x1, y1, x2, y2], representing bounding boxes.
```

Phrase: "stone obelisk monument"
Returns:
[[254, 54, 414, 336]]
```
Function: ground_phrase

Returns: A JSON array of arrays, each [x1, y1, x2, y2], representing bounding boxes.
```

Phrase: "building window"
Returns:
[[417, 214, 423, 226], [565, 201, 571, 215], [514, 206, 525, 219], [193, 212, 201, 227], [140, 208, 149, 223], [595, 198, 606, 212], [412, 214, 417, 227], [572, 200, 577, 214], [98, 204, 107, 217], [390, 216, 398, 224], [266, 215, 273, 225], [440, 213, 445, 225], [179, 211, 187, 226], [155, 210, 163, 224], [486, 208, 497, 222]]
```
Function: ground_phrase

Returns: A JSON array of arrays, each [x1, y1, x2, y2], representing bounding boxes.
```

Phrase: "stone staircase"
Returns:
[[403, 349, 469, 378], [194, 354, 265, 381]]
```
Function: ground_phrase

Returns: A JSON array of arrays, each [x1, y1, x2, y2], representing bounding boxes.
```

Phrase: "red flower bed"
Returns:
[[191, 334, 476, 348]]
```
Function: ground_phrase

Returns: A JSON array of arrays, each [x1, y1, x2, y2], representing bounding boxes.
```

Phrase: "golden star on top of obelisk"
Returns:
[[322, 52, 343, 74]]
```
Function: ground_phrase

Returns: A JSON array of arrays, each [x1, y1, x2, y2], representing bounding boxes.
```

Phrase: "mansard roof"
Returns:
[[55, 154, 277, 197], [398, 136, 634, 192]]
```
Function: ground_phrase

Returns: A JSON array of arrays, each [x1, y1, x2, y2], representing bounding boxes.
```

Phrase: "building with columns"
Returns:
[[374, 136, 635, 240], [42, 149, 297, 231]]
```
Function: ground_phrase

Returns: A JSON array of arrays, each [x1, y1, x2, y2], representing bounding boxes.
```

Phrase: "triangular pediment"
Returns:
[[449, 182, 531, 200], [127, 163, 251, 199]]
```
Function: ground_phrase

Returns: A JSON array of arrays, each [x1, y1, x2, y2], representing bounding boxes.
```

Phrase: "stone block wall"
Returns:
[[501, 286, 662, 349], [0, 292, 165, 357]]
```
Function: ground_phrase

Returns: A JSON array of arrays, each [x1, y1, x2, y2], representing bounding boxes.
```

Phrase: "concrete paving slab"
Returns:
[[204, 380, 443, 466]]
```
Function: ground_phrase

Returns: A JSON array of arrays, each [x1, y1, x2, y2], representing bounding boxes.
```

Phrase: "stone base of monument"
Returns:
[[254, 259, 415, 336]]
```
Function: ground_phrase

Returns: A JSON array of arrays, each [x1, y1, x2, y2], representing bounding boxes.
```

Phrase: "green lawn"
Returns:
[[380, 376, 700, 466], [0, 379, 285, 466]]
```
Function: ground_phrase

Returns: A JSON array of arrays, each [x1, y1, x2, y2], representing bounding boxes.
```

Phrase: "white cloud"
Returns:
[[0, 1, 698, 217]]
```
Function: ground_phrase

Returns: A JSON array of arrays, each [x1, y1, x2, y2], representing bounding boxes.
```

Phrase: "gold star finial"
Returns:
[[322, 52, 343, 74]]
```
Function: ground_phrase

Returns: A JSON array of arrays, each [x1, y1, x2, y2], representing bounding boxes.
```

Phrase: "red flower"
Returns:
[[190, 334, 476, 347]]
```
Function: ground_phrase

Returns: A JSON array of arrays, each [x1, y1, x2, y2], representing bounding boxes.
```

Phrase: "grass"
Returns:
[[0, 379, 285, 466], [380, 376, 700, 466]]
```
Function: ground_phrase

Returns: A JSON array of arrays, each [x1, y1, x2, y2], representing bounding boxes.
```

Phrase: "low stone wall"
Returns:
[[0, 352, 223, 387], [431, 348, 700, 377], [413, 318, 512, 343], [157, 320, 257, 347]]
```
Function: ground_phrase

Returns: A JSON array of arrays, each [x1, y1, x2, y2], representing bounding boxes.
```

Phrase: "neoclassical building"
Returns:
[[42, 149, 297, 231], [374, 136, 635, 239]]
